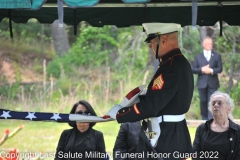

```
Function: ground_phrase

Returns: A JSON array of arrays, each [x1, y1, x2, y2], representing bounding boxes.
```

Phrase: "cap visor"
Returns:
[[144, 35, 157, 43]]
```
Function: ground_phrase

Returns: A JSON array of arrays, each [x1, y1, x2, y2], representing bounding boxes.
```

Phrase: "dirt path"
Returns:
[[0, 60, 43, 85]]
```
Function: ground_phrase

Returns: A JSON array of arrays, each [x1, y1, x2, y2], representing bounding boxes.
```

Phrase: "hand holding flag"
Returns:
[[105, 104, 122, 119], [104, 85, 146, 119]]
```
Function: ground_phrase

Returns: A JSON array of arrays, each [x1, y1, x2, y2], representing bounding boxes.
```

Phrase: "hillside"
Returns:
[[0, 43, 53, 85]]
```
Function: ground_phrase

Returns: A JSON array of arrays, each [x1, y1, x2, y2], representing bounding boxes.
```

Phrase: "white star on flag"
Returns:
[[50, 113, 62, 121], [0, 111, 11, 119], [25, 112, 37, 120]]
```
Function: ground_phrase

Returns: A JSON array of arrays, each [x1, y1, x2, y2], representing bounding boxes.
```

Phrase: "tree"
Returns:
[[217, 25, 240, 92], [50, 20, 70, 56], [216, 24, 240, 110], [199, 26, 218, 50]]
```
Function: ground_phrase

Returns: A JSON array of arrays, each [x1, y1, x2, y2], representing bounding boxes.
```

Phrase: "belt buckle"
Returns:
[[158, 115, 164, 123]]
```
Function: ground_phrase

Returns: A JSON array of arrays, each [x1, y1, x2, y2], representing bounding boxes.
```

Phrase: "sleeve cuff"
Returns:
[[211, 69, 213, 75]]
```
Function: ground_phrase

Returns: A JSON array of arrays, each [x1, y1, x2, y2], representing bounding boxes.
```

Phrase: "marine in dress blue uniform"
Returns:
[[107, 23, 194, 160]]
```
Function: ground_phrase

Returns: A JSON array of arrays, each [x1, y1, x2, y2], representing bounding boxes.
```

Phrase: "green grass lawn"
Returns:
[[0, 120, 196, 159]]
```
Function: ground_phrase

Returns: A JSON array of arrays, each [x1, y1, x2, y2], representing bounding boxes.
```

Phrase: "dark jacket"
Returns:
[[192, 51, 222, 89], [55, 128, 106, 160], [113, 122, 141, 160], [193, 119, 240, 160], [116, 48, 194, 159]]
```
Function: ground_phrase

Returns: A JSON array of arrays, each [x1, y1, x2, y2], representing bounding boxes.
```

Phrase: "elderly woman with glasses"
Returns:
[[55, 100, 108, 160], [193, 91, 240, 160]]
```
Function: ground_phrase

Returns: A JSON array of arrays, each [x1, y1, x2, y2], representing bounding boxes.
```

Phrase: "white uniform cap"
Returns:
[[142, 23, 181, 43]]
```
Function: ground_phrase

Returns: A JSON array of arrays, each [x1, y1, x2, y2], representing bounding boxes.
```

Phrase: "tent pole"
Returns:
[[218, 1, 223, 36], [8, 9, 13, 39], [191, 0, 198, 30], [74, 9, 77, 35]]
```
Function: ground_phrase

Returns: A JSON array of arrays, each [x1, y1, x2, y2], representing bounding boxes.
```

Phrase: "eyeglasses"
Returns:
[[211, 100, 224, 107], [75, 111, 91, 116]]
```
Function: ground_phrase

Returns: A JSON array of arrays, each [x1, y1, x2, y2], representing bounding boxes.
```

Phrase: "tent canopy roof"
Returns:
[[0, 0, 240, 27]]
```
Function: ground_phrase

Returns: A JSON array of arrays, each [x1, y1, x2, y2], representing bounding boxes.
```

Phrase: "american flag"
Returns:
[[0, 85, 146, 123], [0, 109, 113, 123]]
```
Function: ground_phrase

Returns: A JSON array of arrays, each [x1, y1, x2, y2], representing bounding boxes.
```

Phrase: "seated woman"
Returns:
[[113, 121, 141, 160], [193, 91, 240, 160], [55, 100, 107, 160]]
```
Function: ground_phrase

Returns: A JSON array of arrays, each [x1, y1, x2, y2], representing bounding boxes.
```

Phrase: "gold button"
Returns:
[[123, 110, 125, 112], [160, 58, 162, 62]]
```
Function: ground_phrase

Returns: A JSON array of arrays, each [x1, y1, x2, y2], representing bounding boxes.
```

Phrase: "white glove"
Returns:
[[105, 104, 122, 119]]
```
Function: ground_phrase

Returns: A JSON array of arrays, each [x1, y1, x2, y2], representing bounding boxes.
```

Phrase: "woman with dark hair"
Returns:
[[55, 100, 108, 160]]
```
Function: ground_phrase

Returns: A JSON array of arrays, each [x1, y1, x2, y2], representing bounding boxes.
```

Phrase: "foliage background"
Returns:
[[0, 20, 240, 158], [0, 20, 239, 118]]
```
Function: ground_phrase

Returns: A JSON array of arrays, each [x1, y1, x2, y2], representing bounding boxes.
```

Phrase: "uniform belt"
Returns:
[[157, 114, 185, 123], [144, 114, 185, 147]]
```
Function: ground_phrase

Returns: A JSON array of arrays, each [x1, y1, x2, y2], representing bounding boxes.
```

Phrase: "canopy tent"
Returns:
[[0, 0, 240, 36]]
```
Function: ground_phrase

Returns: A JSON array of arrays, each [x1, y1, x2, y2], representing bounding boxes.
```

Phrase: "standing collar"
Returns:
[[159, 48, 181, 62]]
